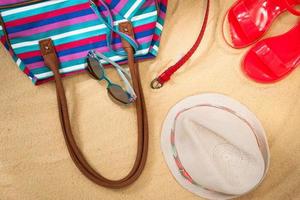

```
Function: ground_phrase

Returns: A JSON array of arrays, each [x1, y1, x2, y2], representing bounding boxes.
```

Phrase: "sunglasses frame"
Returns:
[[86, 54, 134, 105]]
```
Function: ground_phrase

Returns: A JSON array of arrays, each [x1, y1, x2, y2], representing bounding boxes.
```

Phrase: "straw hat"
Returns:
[[161, 93, 270, 200]]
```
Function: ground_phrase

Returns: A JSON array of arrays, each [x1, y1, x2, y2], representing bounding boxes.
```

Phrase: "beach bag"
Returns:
[[0, 0, 167, 188]]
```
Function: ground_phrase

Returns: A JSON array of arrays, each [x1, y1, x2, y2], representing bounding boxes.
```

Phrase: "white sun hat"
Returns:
[[161, 93, 270, 200]]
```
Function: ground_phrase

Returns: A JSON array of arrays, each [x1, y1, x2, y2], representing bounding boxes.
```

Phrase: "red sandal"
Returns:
[[242, 22, 300, 83], [223, 0, 300, 48]]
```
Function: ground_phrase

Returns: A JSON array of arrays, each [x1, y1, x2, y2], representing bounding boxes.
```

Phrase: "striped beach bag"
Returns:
[[0, 0, 167, 188]]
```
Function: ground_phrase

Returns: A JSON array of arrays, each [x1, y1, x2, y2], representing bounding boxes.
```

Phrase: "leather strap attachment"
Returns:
[[39, 39, 60, 74], [119, 21, 136, 50]]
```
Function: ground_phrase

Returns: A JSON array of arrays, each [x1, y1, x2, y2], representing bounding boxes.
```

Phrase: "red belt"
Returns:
[[151, 0, 210, 89]]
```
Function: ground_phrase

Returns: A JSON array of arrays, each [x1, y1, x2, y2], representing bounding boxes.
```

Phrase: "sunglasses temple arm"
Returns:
[[94, 51, 132, 78], [112, 66, 136, 99], [119, 71, 137, 99]]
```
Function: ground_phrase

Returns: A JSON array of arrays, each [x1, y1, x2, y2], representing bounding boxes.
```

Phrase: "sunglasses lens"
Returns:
[[87, 57, 104, 79], [108, 84, 131, 104]]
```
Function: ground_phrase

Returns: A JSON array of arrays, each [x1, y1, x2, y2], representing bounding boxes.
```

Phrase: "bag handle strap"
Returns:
[[151, 0, 210, 89], [38, 21, 148, 188]]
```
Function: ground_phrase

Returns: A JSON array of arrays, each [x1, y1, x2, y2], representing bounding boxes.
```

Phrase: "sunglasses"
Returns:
[[86, 50, 136, 105]]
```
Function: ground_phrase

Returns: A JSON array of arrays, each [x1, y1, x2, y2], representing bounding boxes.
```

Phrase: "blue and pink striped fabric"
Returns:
[[0, 0, 167, 85]]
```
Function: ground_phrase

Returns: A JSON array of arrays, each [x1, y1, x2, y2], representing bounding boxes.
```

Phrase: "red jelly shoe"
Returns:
[[242, 22, 300, 83], [223, 0, 300, 48]]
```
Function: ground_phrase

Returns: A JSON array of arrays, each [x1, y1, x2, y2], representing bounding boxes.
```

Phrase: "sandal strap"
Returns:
[[283, 0, 300, 16], [231, 1, 259, 38], [252, 43, 288, 77]]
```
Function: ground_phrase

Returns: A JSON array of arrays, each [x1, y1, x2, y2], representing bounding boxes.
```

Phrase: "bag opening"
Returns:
[[0, 0, 45, 9]]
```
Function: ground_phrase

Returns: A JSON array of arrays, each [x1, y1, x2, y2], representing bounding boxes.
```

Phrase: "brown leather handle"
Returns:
[[38, 22, 148, 188]]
